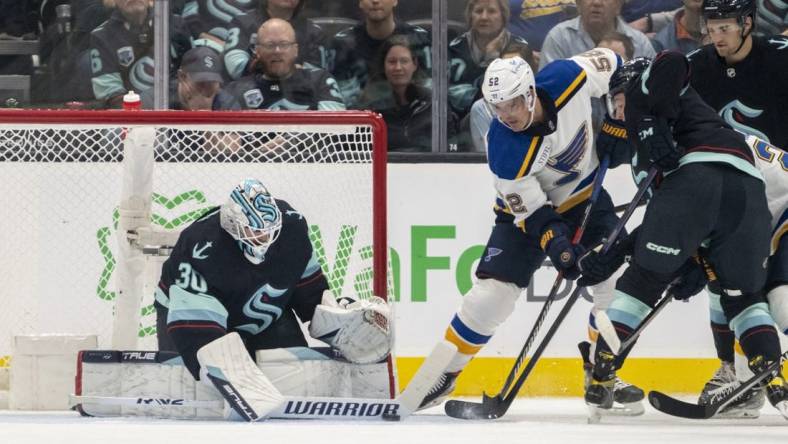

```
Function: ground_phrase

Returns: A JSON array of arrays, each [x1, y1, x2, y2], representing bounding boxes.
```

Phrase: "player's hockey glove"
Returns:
[[576, 227, 638, 287], [596, 114, 632, 169], [638, 115, 682, 171], [667, 255, 708, 301], [541, 223, 585, 280]]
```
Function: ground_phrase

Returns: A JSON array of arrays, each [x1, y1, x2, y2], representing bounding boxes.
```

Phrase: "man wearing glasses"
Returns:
[[214, 18, 345, 110]]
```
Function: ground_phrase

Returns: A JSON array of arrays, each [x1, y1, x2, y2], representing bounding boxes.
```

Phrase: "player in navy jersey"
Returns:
[[155, 179, 391, 392], [580, 54, 788, 419], [684, 0, 788, 413]]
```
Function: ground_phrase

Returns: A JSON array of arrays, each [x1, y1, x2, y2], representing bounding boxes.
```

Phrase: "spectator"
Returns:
[[449, 0, 531, 121], [214, 18, 345, 110], [327, 0, 431, 109], [222, 0, 324, 81], [651, 0, 706, 53], [359, 35, 445, 152], [623, 0, 682, 34], [598, 31, 634, 60], [182, 0, 255, 43], [89, 0, 192, 108], [506, 0, 577, 52], [468, 40, 536, 152], [541, 0, 655, 69], [540, 0, 655, 131], [141, 46, 224, 110]]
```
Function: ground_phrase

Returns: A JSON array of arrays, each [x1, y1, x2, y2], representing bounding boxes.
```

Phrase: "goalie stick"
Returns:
[[445, 164, 658, 420], [70, 394, 402, 421], [648, 350, 788, 419]]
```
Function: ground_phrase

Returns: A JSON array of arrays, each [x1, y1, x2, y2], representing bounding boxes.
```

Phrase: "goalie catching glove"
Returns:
[[309, 291, 393, 364]]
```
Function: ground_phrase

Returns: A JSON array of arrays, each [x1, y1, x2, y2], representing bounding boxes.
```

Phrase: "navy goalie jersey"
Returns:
[[155, 199, 328, 378]]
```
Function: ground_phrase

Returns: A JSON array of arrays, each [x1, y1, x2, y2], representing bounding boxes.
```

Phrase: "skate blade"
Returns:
[[712, 407, 761, 419], [587, 401, 645, 422]]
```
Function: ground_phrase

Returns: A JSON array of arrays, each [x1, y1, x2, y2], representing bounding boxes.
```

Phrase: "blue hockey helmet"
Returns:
[[220, 179, 282, 263]]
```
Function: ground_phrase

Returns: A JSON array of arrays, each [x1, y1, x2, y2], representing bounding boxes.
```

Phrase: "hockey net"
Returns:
[[0, 110, 390, 373]]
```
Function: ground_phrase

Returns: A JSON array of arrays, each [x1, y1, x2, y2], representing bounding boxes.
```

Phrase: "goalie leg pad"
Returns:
[[197, 332, 284, 421], [255, 347, 391, 398], [75, 350, 225, 420], [767, 284, 788, 335], [309, 293, 392, 365]]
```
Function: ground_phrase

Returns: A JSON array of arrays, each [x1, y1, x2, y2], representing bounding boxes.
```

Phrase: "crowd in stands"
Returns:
[[0, 0, 787, 152]]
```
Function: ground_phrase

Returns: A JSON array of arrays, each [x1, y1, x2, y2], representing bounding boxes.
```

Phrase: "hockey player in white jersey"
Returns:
[[417, 48, 646, 412]]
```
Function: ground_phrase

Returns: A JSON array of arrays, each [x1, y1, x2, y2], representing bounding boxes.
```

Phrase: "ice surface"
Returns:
[[0, 397, 785, 444]]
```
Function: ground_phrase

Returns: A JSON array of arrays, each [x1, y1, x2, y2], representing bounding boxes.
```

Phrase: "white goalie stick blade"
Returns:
[[594, 310, 621, 354], [71, 394, 401, 421]]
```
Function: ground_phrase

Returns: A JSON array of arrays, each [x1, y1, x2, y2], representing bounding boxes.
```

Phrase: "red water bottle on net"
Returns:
[[122, 90, 141, 111]]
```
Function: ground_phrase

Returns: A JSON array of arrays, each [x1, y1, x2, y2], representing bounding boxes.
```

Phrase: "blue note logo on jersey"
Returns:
[[238, 283, 287, 335], [548, 123, 587, 185], [484, 247, 503, 262]]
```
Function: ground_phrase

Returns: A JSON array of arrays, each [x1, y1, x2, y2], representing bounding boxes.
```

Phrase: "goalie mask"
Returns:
[[482, 56, 537, 132], [220, 179, 282, 263]]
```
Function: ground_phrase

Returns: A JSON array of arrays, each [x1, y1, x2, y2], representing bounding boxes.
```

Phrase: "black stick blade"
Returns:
[[648, 391, 712, 419], [444, 394, 505, 420]]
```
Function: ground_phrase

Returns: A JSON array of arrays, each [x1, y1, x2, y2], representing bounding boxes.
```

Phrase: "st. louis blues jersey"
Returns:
[[486, 48, 621, 231], [155, 199, 328, 377], [744, 135, 788, 254]]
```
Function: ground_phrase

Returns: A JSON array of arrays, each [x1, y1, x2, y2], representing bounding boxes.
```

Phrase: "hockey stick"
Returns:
[[595, 294, 673, 355], [493, 156, 611, 401], [444, 166, 658, 420], [71, 394, 402, 421], [648, 349, 788, 419]]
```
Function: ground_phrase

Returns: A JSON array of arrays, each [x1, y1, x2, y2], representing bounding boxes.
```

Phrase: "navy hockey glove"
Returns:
[[576, 227, 638, 287], [596, 115, 632, 169], [668, 255, 708, 301], [638, 115, 682, 171], [541, 223, 585, 280]]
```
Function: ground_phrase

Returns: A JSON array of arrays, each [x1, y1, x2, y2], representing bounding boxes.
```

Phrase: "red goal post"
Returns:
[[0, 109, 389, 368]]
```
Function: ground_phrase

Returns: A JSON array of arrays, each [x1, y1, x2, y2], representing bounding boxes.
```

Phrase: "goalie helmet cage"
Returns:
[[0, 109, 393, 395]]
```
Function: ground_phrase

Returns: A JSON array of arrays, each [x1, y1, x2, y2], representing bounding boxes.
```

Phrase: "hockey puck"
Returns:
[[381, 412, 401, 422]]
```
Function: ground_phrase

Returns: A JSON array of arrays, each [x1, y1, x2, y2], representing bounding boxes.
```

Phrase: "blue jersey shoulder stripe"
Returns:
[[487, 119, 544, 180], [536, 59, 587, 111]]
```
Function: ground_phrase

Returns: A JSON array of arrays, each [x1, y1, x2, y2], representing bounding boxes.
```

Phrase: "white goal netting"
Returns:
[[0, 110, 389, 368]]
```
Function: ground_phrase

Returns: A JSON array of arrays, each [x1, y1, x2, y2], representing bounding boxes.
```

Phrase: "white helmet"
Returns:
[[220, 179, 282, 263], [482, 56, 537, 131]]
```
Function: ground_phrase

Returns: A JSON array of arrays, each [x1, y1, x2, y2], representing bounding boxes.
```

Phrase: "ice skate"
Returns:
[[581, 343, 644, 422], [764, 374, 788, 419], [418, 372, 458, 410], [698, 361, 762, 419]]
